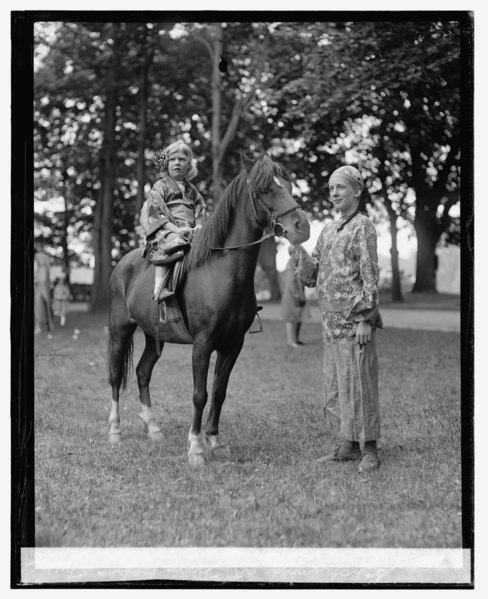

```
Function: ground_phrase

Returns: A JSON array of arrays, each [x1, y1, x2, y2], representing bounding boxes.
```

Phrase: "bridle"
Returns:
[[212, 176, 301, 251]]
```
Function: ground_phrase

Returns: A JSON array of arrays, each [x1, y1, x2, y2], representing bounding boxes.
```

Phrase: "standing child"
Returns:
[[52, 273, 71, 327], [281, 244, 307, 348], [292, 165, 383, 473], [140, 140, 207, 302]]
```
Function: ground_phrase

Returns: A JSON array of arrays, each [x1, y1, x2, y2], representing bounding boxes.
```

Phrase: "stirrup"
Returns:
[[159, 301, 168, 324], [157, 288, 175, 303]]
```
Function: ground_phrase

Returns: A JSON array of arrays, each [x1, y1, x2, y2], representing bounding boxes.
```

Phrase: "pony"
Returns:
[[107, 153, 310, 466]]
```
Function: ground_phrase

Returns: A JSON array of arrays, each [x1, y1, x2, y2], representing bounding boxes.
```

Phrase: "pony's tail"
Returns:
[[107, 333, 134, 391]]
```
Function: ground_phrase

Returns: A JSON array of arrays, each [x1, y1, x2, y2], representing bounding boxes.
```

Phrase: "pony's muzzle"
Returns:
[[272, 222, 286, 238], [287, 209, 311, 244]]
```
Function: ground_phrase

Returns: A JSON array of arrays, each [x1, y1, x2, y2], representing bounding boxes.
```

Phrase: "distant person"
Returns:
[[34, 251, 54, 335], [52, 273, 72, 327], [139, 140, 207, 302], [291, 165, 383, 473], [281, 245, 307, 348]]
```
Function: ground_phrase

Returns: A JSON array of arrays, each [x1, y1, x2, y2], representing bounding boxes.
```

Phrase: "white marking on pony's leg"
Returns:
[[139, 404, 163, 442], [204, 433, 231, 459], [188, 430, 205, 467], [108, 400, 121, 444], [204, 433, 226, 451]]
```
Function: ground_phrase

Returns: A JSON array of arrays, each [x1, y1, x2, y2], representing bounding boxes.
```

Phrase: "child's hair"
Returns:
[[154, 140, 198, 181]]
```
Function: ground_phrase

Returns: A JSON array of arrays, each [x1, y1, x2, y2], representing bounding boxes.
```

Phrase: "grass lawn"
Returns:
[[379, 291, 461, 310], [34, 311, 462, 548]]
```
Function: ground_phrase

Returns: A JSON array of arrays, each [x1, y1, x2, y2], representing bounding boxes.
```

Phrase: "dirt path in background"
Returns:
[[258, 302, 460, 332]]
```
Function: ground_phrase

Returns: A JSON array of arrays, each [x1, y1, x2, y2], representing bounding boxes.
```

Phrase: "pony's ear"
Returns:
[[240, 152, 255, 173]]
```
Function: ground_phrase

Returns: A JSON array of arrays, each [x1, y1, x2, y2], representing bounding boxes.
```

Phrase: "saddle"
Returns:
[[142, 235, 190, 265]]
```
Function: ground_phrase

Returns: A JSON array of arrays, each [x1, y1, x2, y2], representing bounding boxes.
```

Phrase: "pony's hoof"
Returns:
[[148, 430, 164, 443], [212, 445, 231, 459], [204, 434, 230, 457], [189, 453, 205, 468], [109, 432, 121, 444]]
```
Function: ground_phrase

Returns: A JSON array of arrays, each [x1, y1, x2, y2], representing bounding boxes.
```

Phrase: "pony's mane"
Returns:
[[185, 156, 284, 271]]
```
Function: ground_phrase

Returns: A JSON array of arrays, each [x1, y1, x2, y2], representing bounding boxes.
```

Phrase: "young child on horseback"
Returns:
[[140, 141, 207, 302]]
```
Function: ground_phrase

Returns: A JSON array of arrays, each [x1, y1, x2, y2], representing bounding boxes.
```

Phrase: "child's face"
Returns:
[[328, 177, 359, 216], [168, 151, 190, 181]]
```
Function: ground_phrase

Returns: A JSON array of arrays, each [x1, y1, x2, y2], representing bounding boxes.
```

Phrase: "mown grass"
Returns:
[[34, 311, 462, 548]]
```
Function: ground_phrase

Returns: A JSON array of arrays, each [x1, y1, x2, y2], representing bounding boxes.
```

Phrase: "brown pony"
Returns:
[[107, 154, 310, 466]]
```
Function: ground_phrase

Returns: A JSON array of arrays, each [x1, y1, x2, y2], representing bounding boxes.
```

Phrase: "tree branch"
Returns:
[[195, 34, 215, 60], [217, 66, 300, 164], [218, 99, 246, 163]]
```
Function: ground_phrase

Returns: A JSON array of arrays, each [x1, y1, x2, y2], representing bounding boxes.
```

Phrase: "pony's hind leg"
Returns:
[[204, 338, 245, 455], [136, 333, 164, 442], [108, 321, 137, 444]]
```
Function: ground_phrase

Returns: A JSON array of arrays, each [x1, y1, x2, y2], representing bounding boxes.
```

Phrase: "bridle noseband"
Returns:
[[212, 177, 301, 251]]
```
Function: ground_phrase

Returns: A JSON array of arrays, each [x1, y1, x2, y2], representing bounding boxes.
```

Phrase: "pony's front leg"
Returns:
[[137, 333, 164, 442], [188, 339, 212, 468], [204, 338, 245, 456]]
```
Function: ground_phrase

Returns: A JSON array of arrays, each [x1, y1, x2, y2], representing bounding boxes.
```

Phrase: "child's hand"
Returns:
[[356, 321, 372, 348], [177, 226, 193, 238]]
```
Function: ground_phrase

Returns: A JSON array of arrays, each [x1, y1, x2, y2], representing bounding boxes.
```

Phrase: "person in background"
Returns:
[[139, 140, 207, 302], [34, 250, 54, 335], [291, 165, 383, 473], [52, 273, 72, 327], [281, 244, 307, 348]]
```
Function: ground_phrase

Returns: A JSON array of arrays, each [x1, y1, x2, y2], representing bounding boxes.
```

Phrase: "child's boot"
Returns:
[[153, 265, 174, 302]]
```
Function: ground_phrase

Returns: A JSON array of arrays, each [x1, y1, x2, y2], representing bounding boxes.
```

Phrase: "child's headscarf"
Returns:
[[154, 141, 198, 181], [328, 165, 364, 192]]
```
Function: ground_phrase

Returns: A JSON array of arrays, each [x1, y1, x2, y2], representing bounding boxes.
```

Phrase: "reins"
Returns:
[[211, 179, 300, 251]]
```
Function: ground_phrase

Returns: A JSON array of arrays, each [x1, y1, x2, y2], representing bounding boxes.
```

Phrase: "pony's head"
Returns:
[[240, 152, 293, 195], [186, 153, 310, 270]]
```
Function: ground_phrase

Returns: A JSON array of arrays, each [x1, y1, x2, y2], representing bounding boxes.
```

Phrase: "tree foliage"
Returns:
[[270, 20, 462, 292], [32, 17, 468, 306]]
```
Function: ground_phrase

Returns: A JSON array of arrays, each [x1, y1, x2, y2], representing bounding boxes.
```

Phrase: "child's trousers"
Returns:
[[322, 332, 381, 444]]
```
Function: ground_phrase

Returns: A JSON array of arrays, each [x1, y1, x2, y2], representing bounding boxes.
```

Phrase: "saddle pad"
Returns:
[[168, 258, 186, 291]]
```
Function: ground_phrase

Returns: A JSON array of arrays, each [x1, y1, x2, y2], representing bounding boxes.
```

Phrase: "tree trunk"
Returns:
[[409, 151, 448, 293], [375, 163, 404, 302], [91, 125, 116, 312], [91, 178, 105, 308], [61, 170, 71, 280], [386, 205, 404, 302], [90, 24, 120, 312], [210, 24, 224, 206], [258, 238, 281, 300], [200, 23, 259, 207], [135, 30, 153, 218], [412, 210, 439, 293]]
